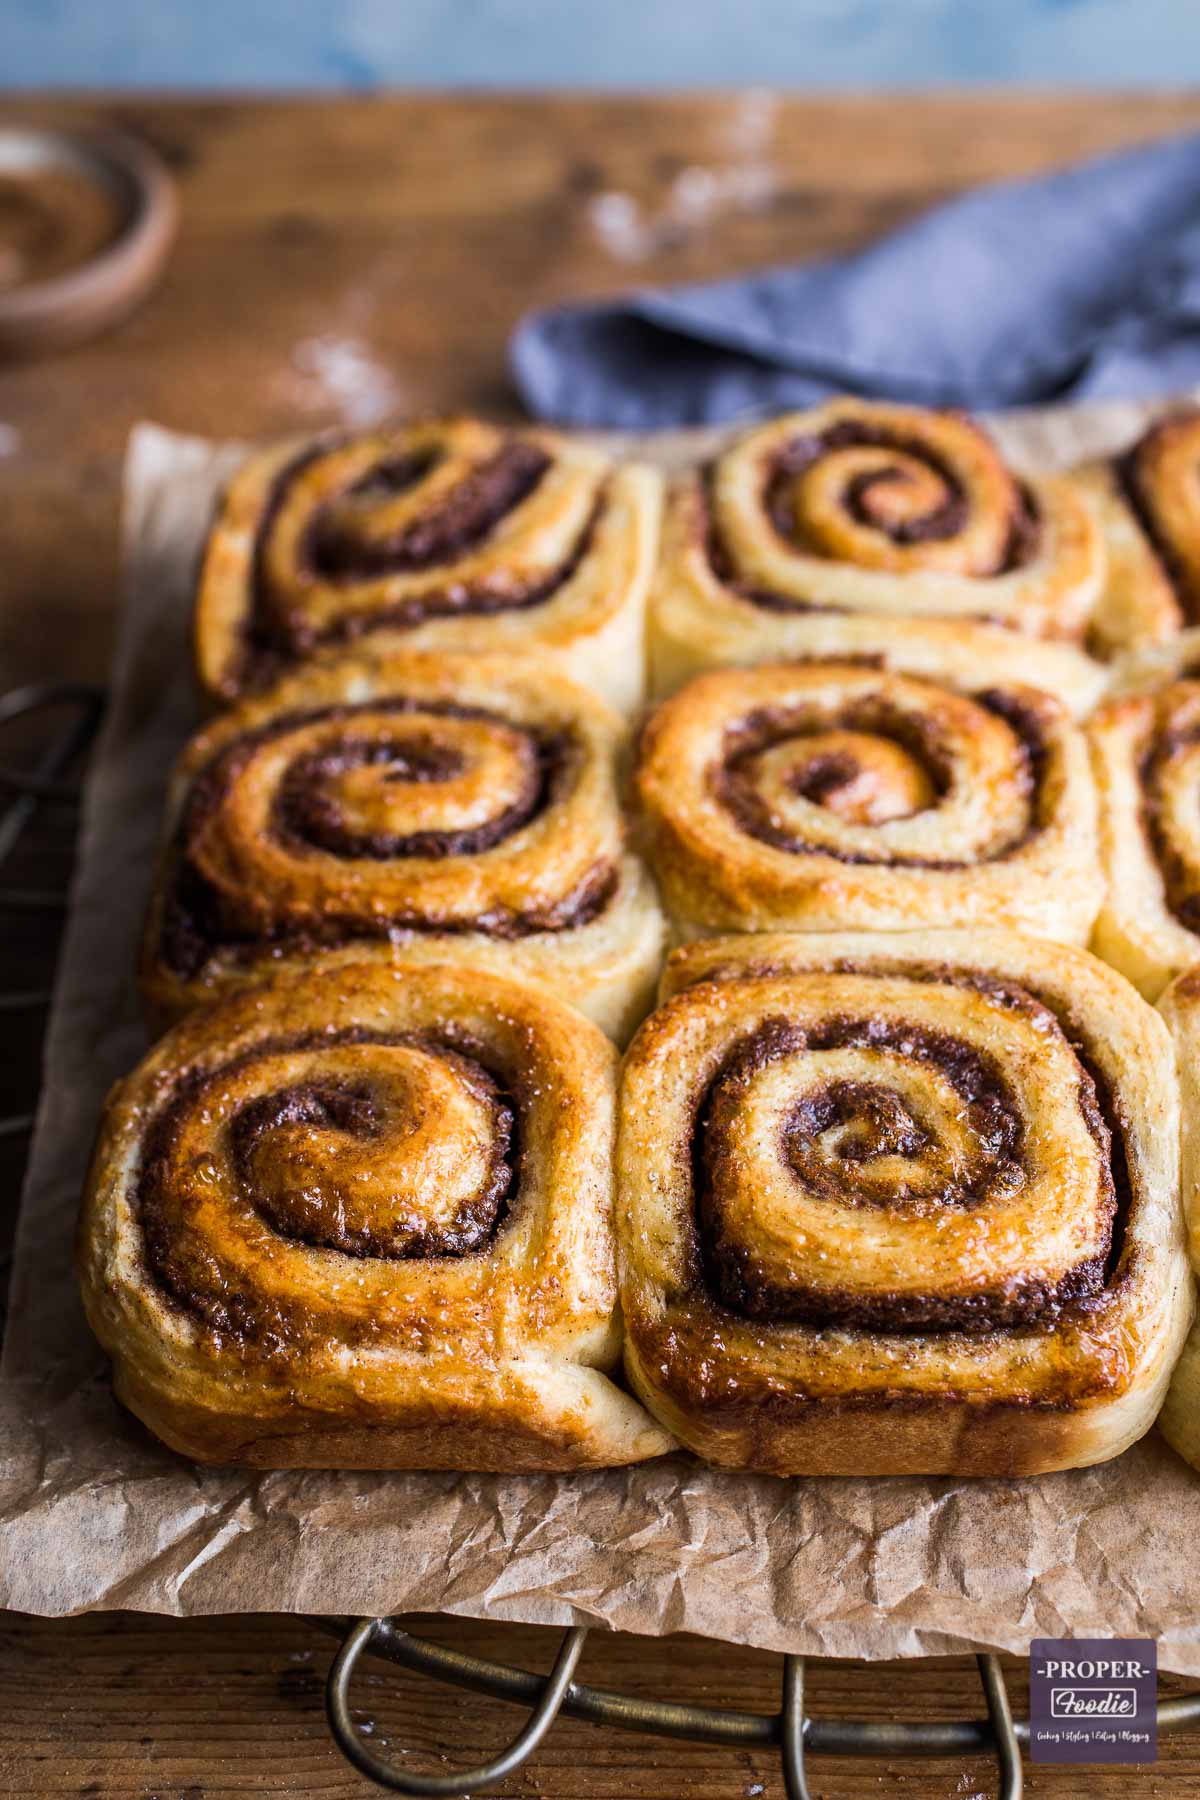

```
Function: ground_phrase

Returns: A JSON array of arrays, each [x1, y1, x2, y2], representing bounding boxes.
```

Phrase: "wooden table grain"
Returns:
[[2, 91, 1200, 1799]]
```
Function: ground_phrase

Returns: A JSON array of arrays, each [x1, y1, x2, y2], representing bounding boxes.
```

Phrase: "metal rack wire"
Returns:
[[318, 1614, 1200, 1799], [3, 680, 1199, 1800]]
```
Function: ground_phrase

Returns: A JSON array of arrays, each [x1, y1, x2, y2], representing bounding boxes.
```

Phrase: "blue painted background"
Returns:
[[4, 0, 1200, 88]]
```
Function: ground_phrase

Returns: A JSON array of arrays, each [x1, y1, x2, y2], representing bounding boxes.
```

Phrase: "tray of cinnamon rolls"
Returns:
[[77, 399, 1200, 1482]]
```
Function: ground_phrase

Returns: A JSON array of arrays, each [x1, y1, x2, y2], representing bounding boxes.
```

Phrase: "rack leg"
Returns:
[[325, 1615, 588, 1795], [782, 1649, 1022, 1799], [780, 1654, 810, 1800], [978, 1652, 1023, 1800]]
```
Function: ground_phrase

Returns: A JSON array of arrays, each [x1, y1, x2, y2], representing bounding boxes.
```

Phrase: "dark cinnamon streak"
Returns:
[[1114, 420, 1200, 621], [789, 750, 863, 807], [229, 440, 601, 691], [308, 442, 550, 578], [765, 423, 969, 548], [711, 686, 1046, 867], [231, 1055, 513, 1258], [277, 728, 546, 860], [1140, 710, 1200, 934], [688, 967, 1123, 1335], [138, 1026, 521, 1351]]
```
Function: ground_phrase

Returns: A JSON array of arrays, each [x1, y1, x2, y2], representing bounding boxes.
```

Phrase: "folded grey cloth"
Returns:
[[510, 131, 1200, 428]]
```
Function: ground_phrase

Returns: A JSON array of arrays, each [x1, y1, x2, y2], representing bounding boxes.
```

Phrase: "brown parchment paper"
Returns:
[[4, 401, 1200, 1669]]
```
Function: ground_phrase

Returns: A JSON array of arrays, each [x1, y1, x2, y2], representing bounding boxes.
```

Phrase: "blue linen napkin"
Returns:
[[510, 131, 1200, 428]]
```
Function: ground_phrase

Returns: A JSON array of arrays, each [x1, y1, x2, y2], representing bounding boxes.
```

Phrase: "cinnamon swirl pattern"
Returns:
[[194, 417, 662, 714], [617, 930, 1191, 1476], [1089, 631, 1200, 999], [1072, 411, 1200, 652], [650, 399, 1110, 713], [141, 648, 664, 1042], [78, 961, 673, 1468], [634, 662, 1102, 944]]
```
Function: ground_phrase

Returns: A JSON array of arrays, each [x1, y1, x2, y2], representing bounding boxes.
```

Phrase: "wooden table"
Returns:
[[3, 91, 1200, 1798]]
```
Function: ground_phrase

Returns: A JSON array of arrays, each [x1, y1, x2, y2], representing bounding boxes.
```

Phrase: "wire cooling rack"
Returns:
[[3, 679, 1200, 1800]]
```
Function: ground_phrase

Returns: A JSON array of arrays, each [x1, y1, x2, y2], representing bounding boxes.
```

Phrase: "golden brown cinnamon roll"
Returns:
[[650, 399, 1110, 713], [634, 662, 1101, 944], [194, 417, 662, 713], [79, 960, 673, 1469], [617, 930, 1191, 1477], [141, 648, 664, 1042], [1158, 1328, 1200, 1473], [1072, 411, 1200, 654], [1089, 630, 1200, 999]]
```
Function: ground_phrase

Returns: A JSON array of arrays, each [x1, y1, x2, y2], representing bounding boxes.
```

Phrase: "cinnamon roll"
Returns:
[[141, 648, 664, 1043], [1159, 1328, 1200, 1473], [79, 960, 673, 1468], [634, 662, 1102, 944], [617, 930, 1191, 1477], [1089, 630, 1200, 999], [1072, 411, 1200, 653], [194, 417, 662, 714], [650, 399, 1110, 714]]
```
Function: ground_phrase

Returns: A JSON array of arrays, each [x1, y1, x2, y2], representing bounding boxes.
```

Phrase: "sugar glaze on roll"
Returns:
[[617, 930, 1191, 1477], [141, 647, 664, 1042], [635, 660, 1102, 944], [79, 960, 674, 1469], [195, 416, 661, 714], [651, 398, 1113, 711]]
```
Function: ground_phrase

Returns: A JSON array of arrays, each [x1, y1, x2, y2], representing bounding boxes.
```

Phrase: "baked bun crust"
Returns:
[[79, 960, 674, 1470], [1089, 630, 1200, 999], [635, 661, 1102, 944], [618, 930, 1191, 1477], [194, 417, 662, 714], [1072, 409, 1200, 657], [140, 647, 664, 1042], [1154, 968, 1200, 1473], [650, 399, 1109, 713]]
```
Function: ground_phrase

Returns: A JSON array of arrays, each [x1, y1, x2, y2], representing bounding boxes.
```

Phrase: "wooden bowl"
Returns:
[[0, 126, 177, 357]]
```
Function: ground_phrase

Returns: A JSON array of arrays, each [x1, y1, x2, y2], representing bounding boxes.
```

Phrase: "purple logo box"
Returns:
[[1030, 1638, 1157, 1764]]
